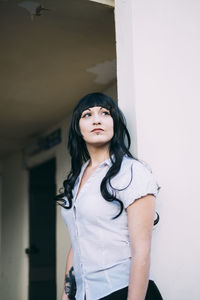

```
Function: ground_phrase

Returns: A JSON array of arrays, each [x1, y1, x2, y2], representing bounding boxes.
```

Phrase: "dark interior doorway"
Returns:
[[26, 158, 56, 300]]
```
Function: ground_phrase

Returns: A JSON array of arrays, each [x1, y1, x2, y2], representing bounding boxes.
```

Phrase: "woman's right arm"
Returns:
[[62, 246, 76, 300]]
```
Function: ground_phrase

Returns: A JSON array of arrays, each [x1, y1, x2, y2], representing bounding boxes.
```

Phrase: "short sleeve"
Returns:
[[117, 159, 160, 209]]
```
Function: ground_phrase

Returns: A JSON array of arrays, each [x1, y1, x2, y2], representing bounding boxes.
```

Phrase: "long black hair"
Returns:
[[56, 92, 160, 223]]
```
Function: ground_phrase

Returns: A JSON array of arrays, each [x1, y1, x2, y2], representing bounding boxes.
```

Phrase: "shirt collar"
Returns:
[[99, 156, 113, 168], [82, 154, 114, 170]]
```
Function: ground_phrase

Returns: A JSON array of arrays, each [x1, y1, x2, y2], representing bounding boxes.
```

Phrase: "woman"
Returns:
[[57, 92, 163, 300]]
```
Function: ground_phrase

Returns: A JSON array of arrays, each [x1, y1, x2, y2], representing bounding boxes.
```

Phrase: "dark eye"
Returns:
[[102, 110, 110, 116], [82, 112, 91, 118]]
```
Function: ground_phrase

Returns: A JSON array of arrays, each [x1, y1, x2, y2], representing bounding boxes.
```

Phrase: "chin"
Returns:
[[86, 139, 111, 147]]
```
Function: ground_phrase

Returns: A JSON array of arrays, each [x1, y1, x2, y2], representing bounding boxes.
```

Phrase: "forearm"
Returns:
[[126, 194, 155, 300], [63, 246, 76, 300], [127, 253, 150, 300], [65, 246, 73, 276]]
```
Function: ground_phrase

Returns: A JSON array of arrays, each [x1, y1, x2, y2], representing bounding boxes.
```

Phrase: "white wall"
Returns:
[[115, 0, 200, 299]]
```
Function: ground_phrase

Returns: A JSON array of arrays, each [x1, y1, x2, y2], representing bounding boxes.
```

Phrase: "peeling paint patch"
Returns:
[[18, 1, 40, 20], [89, 0, 114, 7], [86, 59, 116, 84]]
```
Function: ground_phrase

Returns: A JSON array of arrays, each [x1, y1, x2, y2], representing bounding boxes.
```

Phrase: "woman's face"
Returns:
[[79, 106, 114, 147]]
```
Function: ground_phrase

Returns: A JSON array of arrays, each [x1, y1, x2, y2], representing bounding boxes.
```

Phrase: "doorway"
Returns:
[[27, 158, 56, 300]]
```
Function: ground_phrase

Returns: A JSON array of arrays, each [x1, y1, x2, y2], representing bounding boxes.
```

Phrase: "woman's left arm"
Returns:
[[126, 194, 156, 300]]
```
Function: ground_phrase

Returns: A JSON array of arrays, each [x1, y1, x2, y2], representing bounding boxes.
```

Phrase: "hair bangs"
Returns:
[[75, 93, 114, 119]]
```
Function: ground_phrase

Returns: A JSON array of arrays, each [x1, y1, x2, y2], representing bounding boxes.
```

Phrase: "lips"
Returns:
[[91, 128, 104, 132]]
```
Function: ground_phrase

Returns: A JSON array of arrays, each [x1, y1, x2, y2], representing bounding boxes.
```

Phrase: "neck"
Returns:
[[86, 144, 110, 168]]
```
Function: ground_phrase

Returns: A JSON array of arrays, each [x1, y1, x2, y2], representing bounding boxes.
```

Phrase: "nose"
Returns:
[[92, 112, 101, 125]]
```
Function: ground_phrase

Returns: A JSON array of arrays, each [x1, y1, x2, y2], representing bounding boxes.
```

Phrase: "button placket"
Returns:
[[73, 203, 86, 298], [75, 164, 103, 203], [72, 160, 111, 300]]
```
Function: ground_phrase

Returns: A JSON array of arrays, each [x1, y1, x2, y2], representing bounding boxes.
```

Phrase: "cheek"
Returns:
[[110, 119, 114, 131], [79, 120, 85, 135], [79, 121, 89, 141], [108, 119, 114, 137]]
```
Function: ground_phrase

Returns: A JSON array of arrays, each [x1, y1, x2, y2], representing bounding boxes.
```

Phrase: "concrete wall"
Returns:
[[115, 0, 200, 299]]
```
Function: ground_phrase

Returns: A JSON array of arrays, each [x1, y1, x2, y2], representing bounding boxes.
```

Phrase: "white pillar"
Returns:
[[115, 1, 200, 299], [115, 0, 138, 156]]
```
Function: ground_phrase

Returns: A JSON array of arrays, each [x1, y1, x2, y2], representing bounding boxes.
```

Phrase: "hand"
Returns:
[[62, 290, 69, 300], [63, 267, 76, 300]]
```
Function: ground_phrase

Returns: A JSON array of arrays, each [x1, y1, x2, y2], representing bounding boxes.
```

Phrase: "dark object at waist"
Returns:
[[98, 280, 163, 300]]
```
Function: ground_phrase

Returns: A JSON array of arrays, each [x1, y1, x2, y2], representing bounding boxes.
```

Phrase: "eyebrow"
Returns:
[[81, 108, 91, 114]]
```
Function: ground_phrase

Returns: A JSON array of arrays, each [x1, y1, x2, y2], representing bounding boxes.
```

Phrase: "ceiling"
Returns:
[[0, 0, 116, 158]]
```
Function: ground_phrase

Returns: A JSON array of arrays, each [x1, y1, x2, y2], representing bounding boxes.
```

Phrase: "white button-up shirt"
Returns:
[[61, 155, 160, 300]]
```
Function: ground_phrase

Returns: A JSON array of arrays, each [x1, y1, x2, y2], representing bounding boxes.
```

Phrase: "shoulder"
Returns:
[[120, 155, 151, 175], [121, 155, 159, 189], [111, 154, 159, 187], [111, 155, 146, 188], [111, 155, 160, 208]]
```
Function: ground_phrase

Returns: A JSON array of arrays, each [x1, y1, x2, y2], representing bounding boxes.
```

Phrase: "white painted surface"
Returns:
[[18, 1, 40, 20], [86, 59, 116, 84], [115, 0, 200, 299], [89, 0, 114, 7], [114, 0, 138, 157], [18, 1, 40, 15]]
